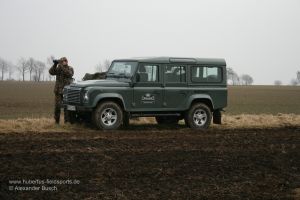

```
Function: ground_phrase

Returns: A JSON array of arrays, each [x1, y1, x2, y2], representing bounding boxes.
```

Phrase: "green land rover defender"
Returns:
[[63, 57, 227, 130]]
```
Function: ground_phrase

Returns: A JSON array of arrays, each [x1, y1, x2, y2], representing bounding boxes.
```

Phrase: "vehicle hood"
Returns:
[[70, 79, 130, 88]]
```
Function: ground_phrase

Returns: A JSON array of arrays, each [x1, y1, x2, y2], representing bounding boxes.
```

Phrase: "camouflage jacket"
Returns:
[[49, 64, 74, 94]]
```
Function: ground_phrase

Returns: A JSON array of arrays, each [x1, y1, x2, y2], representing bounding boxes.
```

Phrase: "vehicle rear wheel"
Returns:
[[92, 101, 123, 130], [185, 103, 212, 129], [155, 116, 179, 125]]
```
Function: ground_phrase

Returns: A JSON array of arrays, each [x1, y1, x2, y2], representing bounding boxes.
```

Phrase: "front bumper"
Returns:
[[63, 104, 93, 112]]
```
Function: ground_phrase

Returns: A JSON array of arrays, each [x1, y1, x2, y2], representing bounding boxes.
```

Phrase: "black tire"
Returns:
[[92, 101, 123, 130], [155, 116, 179, 125], [185, 103, 212, 129]]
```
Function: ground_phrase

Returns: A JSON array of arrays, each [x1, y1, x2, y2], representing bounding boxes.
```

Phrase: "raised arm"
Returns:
[[49, 63, 58, 75]]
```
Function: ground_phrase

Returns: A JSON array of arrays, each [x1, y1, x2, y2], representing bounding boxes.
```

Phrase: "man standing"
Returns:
[[49, 57, 74, 124]]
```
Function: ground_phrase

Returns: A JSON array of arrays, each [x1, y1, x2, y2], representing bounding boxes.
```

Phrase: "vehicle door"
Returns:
[[163, 64, 188, 109], [133, 63, 163, 110]]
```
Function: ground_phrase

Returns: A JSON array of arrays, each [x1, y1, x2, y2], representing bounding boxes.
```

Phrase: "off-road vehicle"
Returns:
[[63, 57, 227, 130]]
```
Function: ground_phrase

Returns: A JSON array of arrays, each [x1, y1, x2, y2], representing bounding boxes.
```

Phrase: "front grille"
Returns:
[[63, 87, 81, 104]]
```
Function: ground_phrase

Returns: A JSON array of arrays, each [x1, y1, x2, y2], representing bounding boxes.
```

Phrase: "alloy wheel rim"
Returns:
[[193, 109, 207, 126], [100, 108, 117, 126]]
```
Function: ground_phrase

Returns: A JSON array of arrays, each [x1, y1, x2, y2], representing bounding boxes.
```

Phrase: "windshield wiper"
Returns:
[[117, 73, 130, 78], [106, 72, 118, 78], [107, 73, 130, 79]]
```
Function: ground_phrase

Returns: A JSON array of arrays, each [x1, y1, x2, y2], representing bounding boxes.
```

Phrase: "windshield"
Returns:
[[107, 61, 138, 78]]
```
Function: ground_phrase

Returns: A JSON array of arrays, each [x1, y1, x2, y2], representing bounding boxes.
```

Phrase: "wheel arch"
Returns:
[[92, 93, 126, 111], [187, 95, 214, 111]]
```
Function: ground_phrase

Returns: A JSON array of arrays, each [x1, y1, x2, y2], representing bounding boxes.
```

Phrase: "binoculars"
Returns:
[[53, 59, 60, 64]]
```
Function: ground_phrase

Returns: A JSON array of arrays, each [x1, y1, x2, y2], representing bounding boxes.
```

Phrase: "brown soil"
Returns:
[[0, 125, 300, 199]]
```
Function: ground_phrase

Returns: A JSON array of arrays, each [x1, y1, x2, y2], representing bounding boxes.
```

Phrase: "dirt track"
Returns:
[[0, 125, 300, 199]]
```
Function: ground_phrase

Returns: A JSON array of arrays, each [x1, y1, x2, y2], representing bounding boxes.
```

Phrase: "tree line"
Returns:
[[227, 67, 300, 86], [226, 67, 254, 85], [0, 57, 55, 82], [0, 56, 111, 82], [95, 59, 111, 73], [274, 71, 300, 86], [0, 56, 299, 85]]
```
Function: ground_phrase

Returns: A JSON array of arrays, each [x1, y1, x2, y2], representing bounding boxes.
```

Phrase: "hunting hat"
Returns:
[[60, 57, 68, 62]]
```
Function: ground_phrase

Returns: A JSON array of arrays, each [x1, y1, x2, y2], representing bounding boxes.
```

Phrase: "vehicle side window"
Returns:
[[164, 65, 186, 83], [191, 66, 222, 83], [136, 64, 159, 82]]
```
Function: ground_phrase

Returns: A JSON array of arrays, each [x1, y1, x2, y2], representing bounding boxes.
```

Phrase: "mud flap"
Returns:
[[123, 112, 130, 127], [213, 110, 222, 124]]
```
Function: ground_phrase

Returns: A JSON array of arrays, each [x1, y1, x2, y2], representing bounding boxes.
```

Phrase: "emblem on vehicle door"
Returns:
[[141, 93, 155, 103]]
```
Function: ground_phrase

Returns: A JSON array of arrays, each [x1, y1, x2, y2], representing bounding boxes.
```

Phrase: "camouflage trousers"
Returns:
[[54, 94, 69, 124]]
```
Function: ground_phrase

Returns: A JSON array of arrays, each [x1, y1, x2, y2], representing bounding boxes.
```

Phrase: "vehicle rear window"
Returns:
[[164, 65, 186, 83], [191, 66, 222, 83]]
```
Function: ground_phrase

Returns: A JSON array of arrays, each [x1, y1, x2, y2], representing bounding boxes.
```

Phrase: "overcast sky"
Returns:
[[0, 0, 299, 84]]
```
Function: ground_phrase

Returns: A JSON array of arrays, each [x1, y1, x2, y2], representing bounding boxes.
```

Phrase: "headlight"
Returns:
[[83, 91, 89, 102]]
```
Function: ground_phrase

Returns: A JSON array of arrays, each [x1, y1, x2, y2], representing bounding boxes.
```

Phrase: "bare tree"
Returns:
[[38, 61, 46, 82], [27, 57, 36, 81], [103, 59, 111, 71], [95, 63, 102, 72], [291, 79, 298, 86], [227, 68, 240, 85], [17, 58, 28, 81], [0, 57, 8, 81], [95, 59, 111, 72], [290, 71, 300, 86], [241, 74, 254, 85], [7, 61, 15, 80], [46, 56, 55, 81], [274, 80, 282, 86], [33, 60, 46, 82]]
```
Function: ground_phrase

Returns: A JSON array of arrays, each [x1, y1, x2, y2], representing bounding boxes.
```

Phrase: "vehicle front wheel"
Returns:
[[185, 103, 212, 129], [92, 101, 123, 130]]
